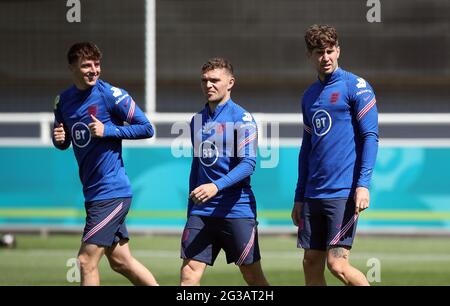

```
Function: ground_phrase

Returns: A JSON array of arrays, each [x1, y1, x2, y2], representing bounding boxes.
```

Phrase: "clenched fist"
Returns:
[[88, 115, 104, 138], [53, 123, 66, 144]]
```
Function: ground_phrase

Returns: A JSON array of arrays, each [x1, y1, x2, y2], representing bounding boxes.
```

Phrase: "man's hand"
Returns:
[[53, 123, 66, 144], [291, 201, 303, 226], [190, 183, 219, 205], [354, 186, 370, 215], [88, 115, 104, 138]]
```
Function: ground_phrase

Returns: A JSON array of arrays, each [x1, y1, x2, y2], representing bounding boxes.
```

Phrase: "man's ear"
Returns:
[[336, 46, 340, 59], [227, 76, 235, 91]]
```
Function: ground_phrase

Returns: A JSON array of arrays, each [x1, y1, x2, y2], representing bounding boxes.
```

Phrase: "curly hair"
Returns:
[[304, 24, 339, 52]]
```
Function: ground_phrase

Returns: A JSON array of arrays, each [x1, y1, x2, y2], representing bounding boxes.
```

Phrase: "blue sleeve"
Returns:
[[52, 95, 71, 150], [188, 117, 199, 216], [187, 157, 199, 216], [102, 87, 154, 139], [294, 105, 312, 202], [349, 77, 379, 188], [212, 117, 257, 191]]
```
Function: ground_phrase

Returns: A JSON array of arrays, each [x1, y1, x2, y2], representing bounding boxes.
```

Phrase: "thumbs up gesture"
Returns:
[[88, 115, 104, 138], [53, 123, 66, 144]]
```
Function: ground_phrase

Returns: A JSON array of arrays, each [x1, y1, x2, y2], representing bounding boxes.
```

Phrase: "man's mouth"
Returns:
[[86, 74, 97, 81]]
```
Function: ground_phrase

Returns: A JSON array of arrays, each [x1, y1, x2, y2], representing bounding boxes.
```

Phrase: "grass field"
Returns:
[[1, 234, 450, 286]]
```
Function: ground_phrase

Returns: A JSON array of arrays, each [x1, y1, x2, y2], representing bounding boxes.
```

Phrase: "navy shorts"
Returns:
[[180, 215, 261, 266], [82, 197, 131, 247], [297, 198, 359, 251]]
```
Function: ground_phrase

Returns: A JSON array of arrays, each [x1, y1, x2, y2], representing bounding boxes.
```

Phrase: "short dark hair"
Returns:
[[67, 42, 102, 65], [201, 57, 234, 76], [304, 24, 339, 52]]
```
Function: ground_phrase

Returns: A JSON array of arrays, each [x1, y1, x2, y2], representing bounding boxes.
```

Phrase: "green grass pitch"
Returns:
[[1, 234, 450, 285]]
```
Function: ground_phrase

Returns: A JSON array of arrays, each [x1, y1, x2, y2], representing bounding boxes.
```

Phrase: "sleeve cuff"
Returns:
[[356, 183, 370, 189], [103, 124, 117, 137], [212, 180, 225, 191], [294, 191, 304, 202], [356, 180, 370, 188]]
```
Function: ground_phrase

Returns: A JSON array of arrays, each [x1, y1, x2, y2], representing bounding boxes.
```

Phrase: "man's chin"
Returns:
[[207, 97, 220, 103], [322, 66, 336, 75], [85, 78, 98, 86]]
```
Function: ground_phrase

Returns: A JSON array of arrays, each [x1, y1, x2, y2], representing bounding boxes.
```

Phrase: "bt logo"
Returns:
[[199, 140, 219, 167], [71, 122, 91, 148], [312, 110, 332, 136]]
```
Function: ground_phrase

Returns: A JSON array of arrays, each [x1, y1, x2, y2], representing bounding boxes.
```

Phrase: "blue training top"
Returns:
[[295, 67, 379, 201], [52, 79, 154, 202], [188, 99, 258, 218]]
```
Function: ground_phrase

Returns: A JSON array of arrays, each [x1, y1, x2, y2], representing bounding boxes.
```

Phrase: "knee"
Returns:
[[109, 257, 132, 274], [327, 260, 346, 276], [239, 263, 268, 286], [303, 256, 324, 270], [180, 264, 201, 286], [77, 254, 97, 274], [240, 268, 257, 284], [241, 270, 264, 285]]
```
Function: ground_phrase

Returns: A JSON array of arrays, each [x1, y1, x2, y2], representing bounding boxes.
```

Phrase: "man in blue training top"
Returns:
[[291, 25, 378, 286], [53, 42, 158, 286], [180, 58, 269, 286]]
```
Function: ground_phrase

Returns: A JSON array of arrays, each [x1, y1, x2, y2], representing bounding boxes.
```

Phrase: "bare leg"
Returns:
[[105, 239, 158, 285], [327, 246, 369, 286], [239, 260, 269, 286], [180, 259, 207, 286], [303, 249, 327, 286], [77, 243, 105, 286]]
